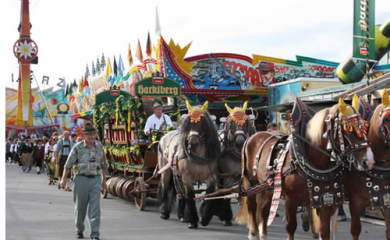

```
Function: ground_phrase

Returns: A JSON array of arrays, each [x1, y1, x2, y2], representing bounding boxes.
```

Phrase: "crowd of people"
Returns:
[[6, 124, 107, 240], [5, 131, 82, 190]]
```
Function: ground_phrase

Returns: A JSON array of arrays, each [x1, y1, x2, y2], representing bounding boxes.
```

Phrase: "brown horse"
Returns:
[[236, 97, 375, 240], [346, 91, 390, 240], [213, 102, 256, 226], [157, 101, 221, 229]]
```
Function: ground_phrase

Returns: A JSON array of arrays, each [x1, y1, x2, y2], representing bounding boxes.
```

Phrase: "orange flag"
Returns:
[[135, 39, 143, 63], [146, 32, 152, 59], [127, 43, 134, 67]]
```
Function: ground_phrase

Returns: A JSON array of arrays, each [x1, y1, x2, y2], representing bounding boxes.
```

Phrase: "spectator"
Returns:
[[10, 139, 20, 164], [267, 122, 278, 132], [71, 134, 77, 144], [30, 131, 37, 140], [21, 138, 34, 173], [6, 138, 12, 163], [32, 139, 45, 174], [45, 138, 57, 185], [54, 131, 75, 191]]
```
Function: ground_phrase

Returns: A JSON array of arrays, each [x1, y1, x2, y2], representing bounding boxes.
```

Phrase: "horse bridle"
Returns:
[[325, 110, 370, 170], [378, 106, 390, 151], [185, 123, 211, 164], [224, 117, 250, 160]]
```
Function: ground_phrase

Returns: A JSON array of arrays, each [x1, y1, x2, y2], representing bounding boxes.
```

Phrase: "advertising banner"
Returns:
[[353, 0, 375, 61]]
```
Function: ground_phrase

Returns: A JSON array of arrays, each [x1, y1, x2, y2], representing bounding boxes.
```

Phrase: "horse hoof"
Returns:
[[223, 220, 232, 226], [312, 233, 319, 239], [188, 222, 198, 229], [160, 213, 170, 220], [199, 218, 209, 226], [301, 214, 309, 232]]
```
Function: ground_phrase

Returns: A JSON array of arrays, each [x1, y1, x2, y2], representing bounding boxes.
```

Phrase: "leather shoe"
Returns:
[[76, 232, 83, 239], [90, 237, 99, 240]]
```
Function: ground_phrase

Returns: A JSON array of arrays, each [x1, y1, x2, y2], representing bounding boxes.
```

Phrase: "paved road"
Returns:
[[6, 163, 387, 240]]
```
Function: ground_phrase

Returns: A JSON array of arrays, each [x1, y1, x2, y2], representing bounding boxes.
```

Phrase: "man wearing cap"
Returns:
[[60, 122, 107, 240], [54, 131, 75, 191], [144, 102, 174, 136], [257, 61, 276, 87]]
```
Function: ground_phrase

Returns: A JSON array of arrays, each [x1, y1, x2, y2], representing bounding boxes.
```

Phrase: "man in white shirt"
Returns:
[[144, 102, 174, 136], [30, 131, 37, 140]]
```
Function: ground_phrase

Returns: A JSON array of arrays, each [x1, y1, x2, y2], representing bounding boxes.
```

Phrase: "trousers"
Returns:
[[73, 174, 101, 238]]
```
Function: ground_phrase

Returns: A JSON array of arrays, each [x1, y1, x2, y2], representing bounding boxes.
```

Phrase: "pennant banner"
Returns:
[[352, 0, 375, 61]]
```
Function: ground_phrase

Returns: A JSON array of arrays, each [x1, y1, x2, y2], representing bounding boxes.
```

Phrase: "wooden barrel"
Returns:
[[121, 179, 135, 201], [115, 178, 128, 199], [110, 177, 125, 197], [107, 177, 117, 196]]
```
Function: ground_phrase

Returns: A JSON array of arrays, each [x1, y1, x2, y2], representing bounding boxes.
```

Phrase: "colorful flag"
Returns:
[[155, 7, 162, 37], [118, 54, 125, 77], [84, 75, 89, 88], [65, 83, 69, 97], [113, 56, 118, 77], [68, 82, 73, 96], [128, 44, 134, 67], [78, 77, 84, 93], [135, 39, 143, 63], [106, 58, 112, 81], [146, 32, 152, 59]]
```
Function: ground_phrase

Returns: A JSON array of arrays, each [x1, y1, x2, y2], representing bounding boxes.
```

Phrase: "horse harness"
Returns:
[[358, 102, 390, 209], [167, 129, 215, 199], [221, 117, 251, 162], [365, 106, 390, 209], [240, 99, 373, 210]]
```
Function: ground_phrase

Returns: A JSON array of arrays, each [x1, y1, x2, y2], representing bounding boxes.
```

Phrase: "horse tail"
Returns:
[[235, 139, 253, 228], [312, 208, 320, 234]]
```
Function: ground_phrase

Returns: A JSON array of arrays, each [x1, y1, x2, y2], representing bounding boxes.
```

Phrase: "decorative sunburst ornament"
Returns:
[[186, 100, 208, 123], [13, 38, 38, 62], [225, 101, 248, 126]]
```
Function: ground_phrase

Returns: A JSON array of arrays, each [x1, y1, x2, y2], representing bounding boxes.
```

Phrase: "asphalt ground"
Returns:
[[5, 163, 387, 240]]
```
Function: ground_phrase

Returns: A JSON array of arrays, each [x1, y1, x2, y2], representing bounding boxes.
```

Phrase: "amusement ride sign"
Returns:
[[135, 77, 181, 97]]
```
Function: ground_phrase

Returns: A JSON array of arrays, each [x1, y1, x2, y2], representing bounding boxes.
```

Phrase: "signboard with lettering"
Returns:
[[135, 77, 181, 97]]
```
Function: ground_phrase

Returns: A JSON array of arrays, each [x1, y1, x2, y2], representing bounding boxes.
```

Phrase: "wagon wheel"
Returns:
[[134, 177, 147, 211]]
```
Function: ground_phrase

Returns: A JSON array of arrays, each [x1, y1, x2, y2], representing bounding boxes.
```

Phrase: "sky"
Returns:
[[1, 0, 390, 91]]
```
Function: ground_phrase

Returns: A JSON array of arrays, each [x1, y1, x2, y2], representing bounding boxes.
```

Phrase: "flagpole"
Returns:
[[365, 0, 371, 102]]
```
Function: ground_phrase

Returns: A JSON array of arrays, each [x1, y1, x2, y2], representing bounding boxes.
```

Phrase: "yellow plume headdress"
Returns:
[[225, 101, 248, 126], [186, 100, 208, 123], [339, 95, 368, 137]]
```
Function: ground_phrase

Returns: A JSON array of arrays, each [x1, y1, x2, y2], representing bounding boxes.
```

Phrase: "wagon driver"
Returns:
[[144, 102, 174, 136], [60, 122, 107, 240]]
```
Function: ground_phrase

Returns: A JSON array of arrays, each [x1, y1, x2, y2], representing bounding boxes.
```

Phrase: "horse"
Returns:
[[157, 100, 222, 229], [236, 96, 375, 240], [345, 91, 390, 240], [210, 101, 256, 226]]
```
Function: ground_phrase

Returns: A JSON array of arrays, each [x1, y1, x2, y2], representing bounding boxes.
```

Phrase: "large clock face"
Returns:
[[57, 103, 70, 113], [13, 38, 38, 62]]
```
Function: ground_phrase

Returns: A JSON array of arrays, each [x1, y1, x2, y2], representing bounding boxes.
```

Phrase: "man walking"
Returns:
[[6, 138, 12, 163], [32, 139, 45, 174], [60, 123, 107, 240], [54, 131, 74, 191]]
